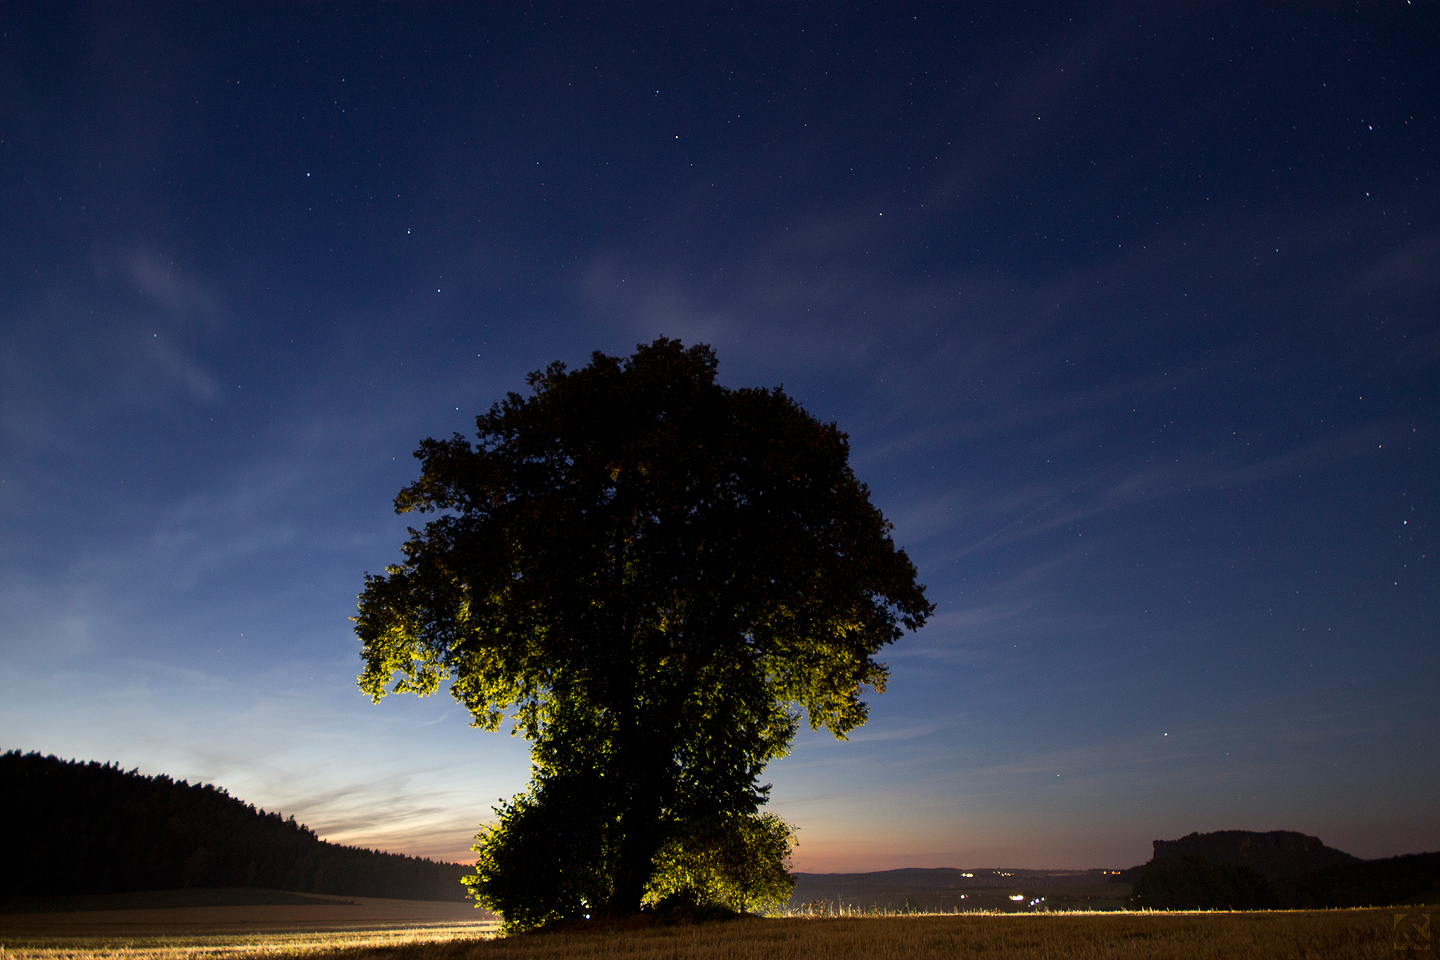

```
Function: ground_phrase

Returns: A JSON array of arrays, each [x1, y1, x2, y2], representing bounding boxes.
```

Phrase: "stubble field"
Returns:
[[0, 892, 494, 959], [0, 897, 1423, 960]]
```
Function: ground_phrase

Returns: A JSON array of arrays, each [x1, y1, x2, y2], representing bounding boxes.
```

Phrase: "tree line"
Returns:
[[0, 751, 469, 901]]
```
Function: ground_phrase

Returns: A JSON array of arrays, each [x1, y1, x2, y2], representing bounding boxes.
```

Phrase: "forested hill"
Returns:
[[0, 751, 470, 902]]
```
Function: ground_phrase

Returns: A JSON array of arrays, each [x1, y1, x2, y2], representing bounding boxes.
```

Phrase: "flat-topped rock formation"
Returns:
[[1152, 830, 1360, 880]]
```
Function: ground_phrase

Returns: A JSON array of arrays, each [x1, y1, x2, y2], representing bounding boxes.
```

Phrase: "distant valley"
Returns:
[[790, 867, 1129, 913]]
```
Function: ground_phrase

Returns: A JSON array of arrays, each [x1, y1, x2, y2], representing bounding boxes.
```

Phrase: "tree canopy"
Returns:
[[355, 338, 932, 929]]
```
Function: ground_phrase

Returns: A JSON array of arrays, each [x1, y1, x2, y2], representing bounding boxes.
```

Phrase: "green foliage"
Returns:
[[357, 338, 933, 928], [1127, 855, 1274, 910], [466, 785, 795, 933], [646, 812, 797, 914], [464, 776, 614, 933]]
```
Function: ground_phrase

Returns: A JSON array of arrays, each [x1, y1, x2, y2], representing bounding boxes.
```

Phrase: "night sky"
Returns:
[[3, 4, 1436, 872]]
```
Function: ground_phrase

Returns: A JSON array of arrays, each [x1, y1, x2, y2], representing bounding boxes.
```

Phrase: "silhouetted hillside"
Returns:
[[1276, 852, 1440, 908], [1128, 855, 1274, 910], [0, 751, 470, 902]]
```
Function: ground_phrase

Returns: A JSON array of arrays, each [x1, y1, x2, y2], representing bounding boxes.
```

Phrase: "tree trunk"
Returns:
[[607, 717, 666, 915]]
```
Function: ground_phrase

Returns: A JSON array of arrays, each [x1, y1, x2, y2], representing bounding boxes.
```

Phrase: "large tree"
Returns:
[[355, 339, 932, 928]]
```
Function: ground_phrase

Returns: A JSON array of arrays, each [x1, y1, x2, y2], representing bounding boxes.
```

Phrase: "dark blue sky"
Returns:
[[2, 3, 1435, 870]]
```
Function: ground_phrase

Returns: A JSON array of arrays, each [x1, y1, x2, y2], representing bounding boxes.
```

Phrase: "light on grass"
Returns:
[[3, 911, 1403, 959], [0, 923, 499, 958]]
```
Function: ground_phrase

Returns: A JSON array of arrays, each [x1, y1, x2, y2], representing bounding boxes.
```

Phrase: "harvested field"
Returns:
[[1, 907, 1424, 960], [0, 890, 496, 958], [319, 911, 1420, 960]]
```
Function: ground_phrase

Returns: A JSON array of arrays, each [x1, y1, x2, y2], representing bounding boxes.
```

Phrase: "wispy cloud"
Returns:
[[845, 721, 956, 745], [121, 248, 226, 403], [912, 425, 1395, 563], [125, 248, 225, 327], [918, 10, 1137, 210], [0, 246, 230, 462], [143, 333, 223, 402], [0, 576, 102, 662], [1348, 235, 1440, 301]]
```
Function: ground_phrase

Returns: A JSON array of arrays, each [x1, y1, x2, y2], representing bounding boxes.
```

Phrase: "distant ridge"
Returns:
[[789, 867, 1128, 913], [0, 751, 470, 902]]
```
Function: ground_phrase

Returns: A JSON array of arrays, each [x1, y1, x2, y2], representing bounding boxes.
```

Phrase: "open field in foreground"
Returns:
[[0, 892, 496, 959], [3, 908, 1429, 960]]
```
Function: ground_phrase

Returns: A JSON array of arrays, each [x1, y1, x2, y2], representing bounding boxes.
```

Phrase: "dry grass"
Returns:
[[0, 922, 497, 959], [0, 893, 495, 960], [318, 912, 1417, 960], [4, 909, 1422, 960]]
